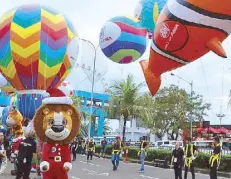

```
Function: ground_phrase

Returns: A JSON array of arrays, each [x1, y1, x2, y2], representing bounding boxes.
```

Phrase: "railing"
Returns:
[[149, 146, 231, 155]]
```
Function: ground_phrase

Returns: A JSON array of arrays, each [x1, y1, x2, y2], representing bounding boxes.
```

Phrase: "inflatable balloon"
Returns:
[[99, 16, 148, 64], [0, 73, 16, 94], [1, 106, 11, 127], [140, 0, 231, 96], [58, 81, 73, 96], [134, 0, 167, 36], [0, 4, 79, 119]]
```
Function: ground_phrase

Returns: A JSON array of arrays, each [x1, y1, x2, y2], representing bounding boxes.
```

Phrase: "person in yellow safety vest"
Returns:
[[184, 137, 198, 179], [138, 137, 149, 173], [86, 138, 95, 162], [209, 136, 221, 179], [111, 136, 123, 171]]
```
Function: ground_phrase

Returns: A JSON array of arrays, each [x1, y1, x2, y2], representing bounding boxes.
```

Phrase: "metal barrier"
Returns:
[[149, 146, 231, 155]]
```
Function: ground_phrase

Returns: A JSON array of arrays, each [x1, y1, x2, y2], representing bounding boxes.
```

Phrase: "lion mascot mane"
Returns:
[[33, 88, 80, 179]]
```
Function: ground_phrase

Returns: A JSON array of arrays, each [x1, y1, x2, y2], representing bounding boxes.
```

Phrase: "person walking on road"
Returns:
[[184, 137, 198, 179], [171, 141, 184, 179], [71, 138, 78, 161], [15, 130, 38, 179], [100, 136, 107, 158], [138, 137, 149, 173], [111, 136, 123, 171], [86, 138, 95, 162], [209, 136, 221, 179]]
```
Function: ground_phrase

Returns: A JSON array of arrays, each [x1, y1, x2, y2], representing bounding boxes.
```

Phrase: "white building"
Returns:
[[108, 118, 161, 142]]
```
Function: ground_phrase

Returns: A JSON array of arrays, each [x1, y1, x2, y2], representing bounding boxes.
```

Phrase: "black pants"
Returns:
[[210, 165, 217, 179], [72, 150, 76, 161], [174, 166, 182, 179], [87, 151, 93, 160], [184, 163, 195, 179], [15, 161, 32, 179]]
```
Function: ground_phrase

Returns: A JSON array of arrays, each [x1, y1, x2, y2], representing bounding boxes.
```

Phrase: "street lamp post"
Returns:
[[170, 73, 193, 138], [80, 39, 98, 139]]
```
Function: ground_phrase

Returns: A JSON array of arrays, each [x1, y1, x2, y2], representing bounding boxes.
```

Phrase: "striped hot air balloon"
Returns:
[[0, 4, 79, 119], [99, 16, 148, 64]]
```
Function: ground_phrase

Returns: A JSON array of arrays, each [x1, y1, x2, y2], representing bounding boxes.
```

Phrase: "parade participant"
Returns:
[[86, 138, 95, 162], [83, 139, 88, 155], [0, 132, 6, 175], [138, 137, 149, 173], [209, 136, 221, 179], [111, 136, 123, 171], [100, 136, 107, 158], [171, 141, 184, 179], [77, 139, 82, 154], [71, 138, 78, 161], [4, 130, 11, 160], [184, 137, 198, 179], [33, 88, 80, 179], [15, 127, 38, 179], [6, 106, 25, 175]]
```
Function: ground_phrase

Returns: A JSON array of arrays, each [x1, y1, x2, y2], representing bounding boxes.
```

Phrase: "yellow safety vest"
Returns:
[[209, 144, 221, 167], [112, 141, 122, 154], [138, 141, 147, 156], [185, 144, 194, 167], [87, 142, 95, 151]]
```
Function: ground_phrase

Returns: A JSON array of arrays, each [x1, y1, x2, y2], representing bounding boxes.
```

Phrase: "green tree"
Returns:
[[95, 119, 112, 136], [107, 75, 144, 143], [139, 85, 211, 140]]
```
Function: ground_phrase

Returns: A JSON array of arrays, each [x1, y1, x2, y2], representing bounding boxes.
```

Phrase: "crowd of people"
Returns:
[[171, 136, 221, 179], [0, 131, 222, 179]]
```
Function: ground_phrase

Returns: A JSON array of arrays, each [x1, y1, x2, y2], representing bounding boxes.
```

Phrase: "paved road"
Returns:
[[1, 155, 228, 179]]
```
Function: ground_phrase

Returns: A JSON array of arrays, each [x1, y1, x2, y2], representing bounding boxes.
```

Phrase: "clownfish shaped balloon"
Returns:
[[140, 0, 231, 95]]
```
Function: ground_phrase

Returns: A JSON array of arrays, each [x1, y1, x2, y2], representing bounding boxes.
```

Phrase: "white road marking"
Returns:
[[139, 174, 154, 179], [70, 176, 80, 179], [81, 168, 109, 176], [79, 161, 100, 167]]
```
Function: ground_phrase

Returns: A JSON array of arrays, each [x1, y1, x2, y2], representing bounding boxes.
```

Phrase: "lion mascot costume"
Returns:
[[33, 88, 80, 179]]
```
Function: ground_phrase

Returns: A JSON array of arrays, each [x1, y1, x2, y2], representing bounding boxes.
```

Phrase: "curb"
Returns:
[[97, 154, 231, 178]]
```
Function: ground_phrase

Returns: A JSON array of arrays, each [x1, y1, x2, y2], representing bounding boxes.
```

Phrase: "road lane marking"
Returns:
[[82, 168, 109, 176], [70, 176, 80, 179], [139, 174, 154, 179], [79, 161, 100, 167]]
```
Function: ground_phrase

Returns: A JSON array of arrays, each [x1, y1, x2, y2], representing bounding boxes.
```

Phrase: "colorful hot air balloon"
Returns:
[[0, 4, 79, 119], [99, 16, 148, 64], [134, 0, 167, 37]]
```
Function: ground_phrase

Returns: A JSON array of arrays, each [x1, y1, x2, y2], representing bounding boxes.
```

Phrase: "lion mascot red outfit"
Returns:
[[33, 88, 80, 179]]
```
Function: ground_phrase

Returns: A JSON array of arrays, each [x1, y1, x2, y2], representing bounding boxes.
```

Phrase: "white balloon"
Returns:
[[67, 37, 80, 67], [0, 74, 7, 87]]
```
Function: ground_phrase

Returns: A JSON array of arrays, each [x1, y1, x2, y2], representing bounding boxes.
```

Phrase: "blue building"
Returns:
[[74, 90, 109, 137]]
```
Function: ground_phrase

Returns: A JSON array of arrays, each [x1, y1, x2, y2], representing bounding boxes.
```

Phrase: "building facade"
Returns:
[[74, 90, 109, 137]]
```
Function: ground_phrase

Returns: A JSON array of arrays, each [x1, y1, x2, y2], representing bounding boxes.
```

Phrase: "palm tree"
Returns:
[[108, 75, 144, 144], [95, 119, 113, 135]]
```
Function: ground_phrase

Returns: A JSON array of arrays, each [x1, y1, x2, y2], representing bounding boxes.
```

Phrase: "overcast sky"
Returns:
[[2, 0, 231, 125]]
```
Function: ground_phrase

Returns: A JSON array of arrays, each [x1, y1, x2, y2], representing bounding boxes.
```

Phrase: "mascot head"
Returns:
[[6, 106, 23, 127], [33, 88, 80, 145]]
